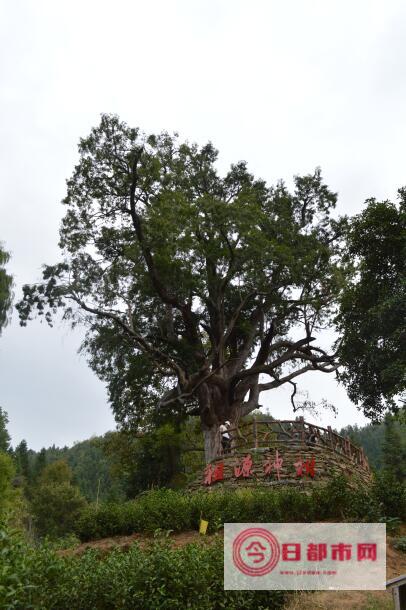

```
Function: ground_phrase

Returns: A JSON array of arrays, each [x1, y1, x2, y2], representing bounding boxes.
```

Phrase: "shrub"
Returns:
[[31, 482, 87, 538], [371, 472, 406, 520], [0, 452, 16, 516], [0, 524, 288, 610], [75, 476, 404, 542], [30, 460, 87, 538]]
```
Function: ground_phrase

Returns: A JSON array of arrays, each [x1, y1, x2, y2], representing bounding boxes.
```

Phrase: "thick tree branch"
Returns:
[[128, 153, 202, 353], [231, 337, 318, 384], [258, 363, 339, 392], [159, 361, 230, 408], [68, 293, 186, 383], [221, 292, 256, 349]]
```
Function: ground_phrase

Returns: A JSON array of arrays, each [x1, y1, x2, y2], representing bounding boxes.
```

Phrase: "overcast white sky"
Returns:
[[1, 0, 405, 450]]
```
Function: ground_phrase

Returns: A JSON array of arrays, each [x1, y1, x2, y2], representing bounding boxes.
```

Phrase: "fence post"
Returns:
[[253, 416, 258, 450], [299, 416, 305, 447], [327, 426, 334, 449]]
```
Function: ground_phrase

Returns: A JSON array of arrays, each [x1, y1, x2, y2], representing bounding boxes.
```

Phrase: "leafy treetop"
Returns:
[[0, 243, 13, 335], [17, 114, 346, 461], [337, 196, 406, 418]]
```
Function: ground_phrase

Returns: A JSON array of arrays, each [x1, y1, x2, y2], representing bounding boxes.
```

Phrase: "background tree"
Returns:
[[32, 448, 47, 483], [382, 412, 405, 483], [340, 422, 385, 471], [17, 115, 346, 461], [337, 196, 406, 418], [0, 243, 13, 334], [28, 439, 124, 502], [0, 411, 27, 526], [14, 440, 31, 484], [30, 460, 86, 537], [99, 421, 201, 496], [63, 439, 117, 502], [0, 407, 11, 453], [0, 452, 16, 516]]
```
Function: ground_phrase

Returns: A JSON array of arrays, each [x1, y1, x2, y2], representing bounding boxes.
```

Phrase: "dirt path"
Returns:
[[60, 530, 211, 556]]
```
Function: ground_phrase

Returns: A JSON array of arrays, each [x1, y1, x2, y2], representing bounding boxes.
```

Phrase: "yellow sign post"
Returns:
[[199, 519, 208, 535]]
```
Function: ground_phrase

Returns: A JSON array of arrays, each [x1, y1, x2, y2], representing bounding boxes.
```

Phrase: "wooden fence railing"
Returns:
[[219, 417, 370, 470]]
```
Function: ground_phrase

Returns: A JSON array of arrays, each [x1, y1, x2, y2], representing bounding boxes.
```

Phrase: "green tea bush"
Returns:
[[371, 472, 406, 520], [0, 524, 288, 610], [75, 476, 405, 542], [0, 526, 35, 609]]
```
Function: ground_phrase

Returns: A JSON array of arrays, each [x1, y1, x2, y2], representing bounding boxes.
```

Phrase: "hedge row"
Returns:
[[75, 475, 406, 541], [0, 528, 288, 610]]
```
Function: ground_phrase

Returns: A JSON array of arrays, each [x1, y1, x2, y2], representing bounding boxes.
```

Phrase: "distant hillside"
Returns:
[[28, 438, 125, 502], [24, 417, 404, 502], [340, 419, 405, 472]]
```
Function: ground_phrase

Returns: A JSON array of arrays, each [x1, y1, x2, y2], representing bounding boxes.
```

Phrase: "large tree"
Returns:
[[14, 439, 30, 483], [17, 114, 346, 461], [337, 196, 406, 418]]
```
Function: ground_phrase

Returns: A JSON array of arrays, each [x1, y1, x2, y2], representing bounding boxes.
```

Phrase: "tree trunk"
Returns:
[[202, 424, 221, 463], [198, 381, 244, 463]]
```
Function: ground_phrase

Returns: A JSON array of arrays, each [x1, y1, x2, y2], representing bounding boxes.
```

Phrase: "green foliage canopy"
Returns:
[[30, 460, 87, 537], [337, 196, 406, 418], [14, 440, 30, 484], [17, 114, 346, 461], [99, 420, 203, 496], [0, 407, 11, 454], [0, 451, 15, 515], [382, 413, 406, 483], [0, 243, 13, 334]]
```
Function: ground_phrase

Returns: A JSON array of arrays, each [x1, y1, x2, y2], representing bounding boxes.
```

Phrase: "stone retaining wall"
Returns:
[[191, 439, 372, 491]]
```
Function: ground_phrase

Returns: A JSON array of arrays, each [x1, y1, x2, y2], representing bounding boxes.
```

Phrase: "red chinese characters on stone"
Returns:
[[204, 464, 213, 486], [203, 461, 224, 485], [234, 454, 253, 478], [294, 457, 316, 478], [213, 462, 224, 482], [263, 450, 284, 480], [304, 457, 316, 478]]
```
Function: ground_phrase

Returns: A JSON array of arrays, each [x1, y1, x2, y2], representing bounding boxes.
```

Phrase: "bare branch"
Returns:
[[159, 360, 231, 408]]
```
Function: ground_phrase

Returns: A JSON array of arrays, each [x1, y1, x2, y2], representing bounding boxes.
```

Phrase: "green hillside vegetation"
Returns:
[[0, 475, 404, 609], [27, 439, 125, 502], [340, 413, 406, 474], [0, 527, 289, 610]]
